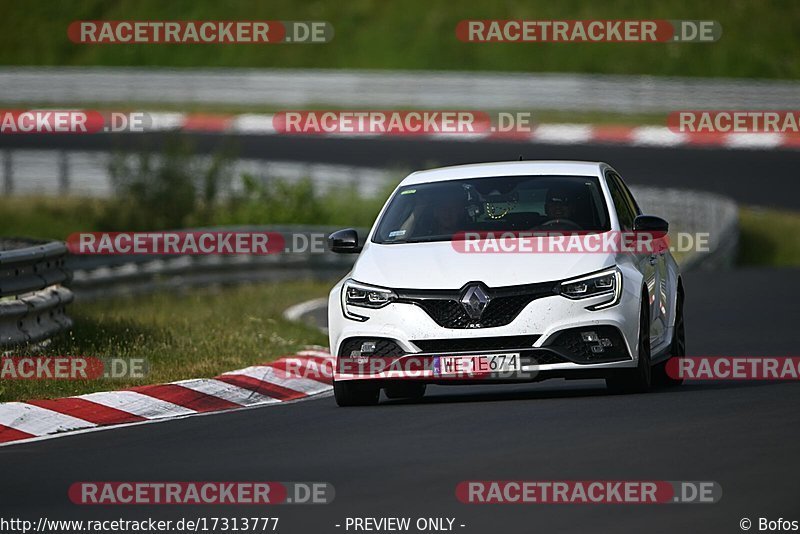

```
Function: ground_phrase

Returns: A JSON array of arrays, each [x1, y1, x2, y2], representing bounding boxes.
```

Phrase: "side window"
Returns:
[[614, 173, 641, 215], [606, 173, 636, 230]]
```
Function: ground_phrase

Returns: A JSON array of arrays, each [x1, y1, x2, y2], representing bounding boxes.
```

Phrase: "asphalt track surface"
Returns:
[[1, 132, 799, 532], [1, 267, 799, 534], [1, 132, 799, 209]]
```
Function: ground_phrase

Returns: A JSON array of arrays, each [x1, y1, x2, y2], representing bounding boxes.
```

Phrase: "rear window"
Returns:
[[372, 175, 610, 244]]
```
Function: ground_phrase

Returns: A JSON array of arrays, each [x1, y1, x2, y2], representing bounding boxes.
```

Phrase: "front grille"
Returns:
[[397, 282, 557, 329], [412, 335, 541, 353], [414, 295, 532, 328]]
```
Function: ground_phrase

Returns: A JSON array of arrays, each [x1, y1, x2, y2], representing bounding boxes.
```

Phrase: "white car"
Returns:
[[327, 161, 685, 406]]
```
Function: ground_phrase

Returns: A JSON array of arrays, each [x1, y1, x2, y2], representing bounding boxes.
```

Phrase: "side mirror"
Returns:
[[328, 228, 362, 253], [633, 215, 669, 234]]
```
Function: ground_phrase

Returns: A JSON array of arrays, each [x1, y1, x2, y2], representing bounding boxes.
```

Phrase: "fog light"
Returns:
[[600, 338, 613, 347], [581, 331, 599, 342], [590, 345, 605, 354]]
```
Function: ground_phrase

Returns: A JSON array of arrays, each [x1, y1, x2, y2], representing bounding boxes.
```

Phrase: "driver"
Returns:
[[417, 184, 469, 236], [431, 187, 468, 234], [544, 188, 576, 221]]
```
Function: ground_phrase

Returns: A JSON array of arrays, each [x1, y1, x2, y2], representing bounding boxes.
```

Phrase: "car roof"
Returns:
[[399, 160, 608, 186]]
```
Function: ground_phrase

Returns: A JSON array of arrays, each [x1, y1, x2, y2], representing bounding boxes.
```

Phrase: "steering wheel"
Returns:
[[540, 218, 582, 231]]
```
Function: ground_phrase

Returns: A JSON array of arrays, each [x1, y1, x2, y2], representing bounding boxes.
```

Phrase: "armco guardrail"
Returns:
[[632, 187, 739, 270], [0, 150, 394, 198], [0, 239, 73, 349], [1, 67, 797, 114], [66, 226, 366, 300]]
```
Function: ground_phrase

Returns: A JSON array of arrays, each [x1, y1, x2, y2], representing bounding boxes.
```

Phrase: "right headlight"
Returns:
[[341, 279, 397, 321], [559, 267, 622, 310]]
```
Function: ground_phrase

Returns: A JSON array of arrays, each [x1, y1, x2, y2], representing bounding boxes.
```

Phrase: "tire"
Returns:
[[384, 382, 427, 400], [653, 282, 685, 388], [606, 289, 652, 394], [333, 379, 380, 406]]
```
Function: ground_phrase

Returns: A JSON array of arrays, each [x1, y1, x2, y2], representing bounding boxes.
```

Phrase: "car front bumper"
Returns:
[[329, 278, 643, 383]]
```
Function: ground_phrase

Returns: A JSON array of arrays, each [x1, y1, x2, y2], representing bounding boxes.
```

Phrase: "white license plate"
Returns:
[[435, 353, 521, 377]]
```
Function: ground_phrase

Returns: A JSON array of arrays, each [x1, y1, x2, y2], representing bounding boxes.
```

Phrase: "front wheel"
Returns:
[[606, 290, 652, 394], [333, 379, 380, 407]]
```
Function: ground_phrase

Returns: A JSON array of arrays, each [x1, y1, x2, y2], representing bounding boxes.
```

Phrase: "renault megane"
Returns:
[[327, 161, 685, 406]]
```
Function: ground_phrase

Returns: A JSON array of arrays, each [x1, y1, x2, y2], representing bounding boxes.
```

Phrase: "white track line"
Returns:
[[230, 114, 276, 134], [630, 126, 688, 147], [147, 112, 187, 131], [284, 297, 328, 322], [533, 124, 593, 144]]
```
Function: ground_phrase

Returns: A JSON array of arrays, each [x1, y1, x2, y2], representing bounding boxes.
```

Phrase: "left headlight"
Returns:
[[559, 267, 622, 310], [341, 279, 397, 321]]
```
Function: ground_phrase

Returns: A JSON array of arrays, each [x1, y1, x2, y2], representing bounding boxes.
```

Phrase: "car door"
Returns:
[[606, 172, 663, 345], [615, 175, 670, 347]]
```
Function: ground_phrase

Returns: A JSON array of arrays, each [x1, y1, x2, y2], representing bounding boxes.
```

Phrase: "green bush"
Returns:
[[215, 175, 395, 228], [100, 138, 233, 230]]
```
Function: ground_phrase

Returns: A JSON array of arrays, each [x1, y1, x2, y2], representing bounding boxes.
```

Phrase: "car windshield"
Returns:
[[372, 175, 610, 244]]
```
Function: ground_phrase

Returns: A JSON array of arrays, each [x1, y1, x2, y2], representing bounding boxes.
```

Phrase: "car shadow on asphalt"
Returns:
[[379, 379, 793, 406]]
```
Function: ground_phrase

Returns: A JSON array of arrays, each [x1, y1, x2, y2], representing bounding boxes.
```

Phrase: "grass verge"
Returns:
[[0, 281, 330, 402], [0, 0, 798, 79], [0, 196, 108, 241], [0, 189, 390, 241], [738, 207, 800, 266]]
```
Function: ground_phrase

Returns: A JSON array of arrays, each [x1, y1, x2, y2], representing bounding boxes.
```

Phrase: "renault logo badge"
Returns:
[[461, 284, 490, 319]]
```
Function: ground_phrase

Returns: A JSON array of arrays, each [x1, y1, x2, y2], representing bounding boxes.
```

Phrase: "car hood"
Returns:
[[350, 239, 616, 289]]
